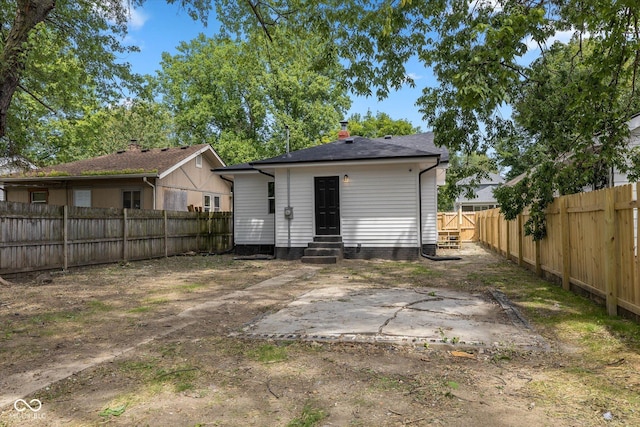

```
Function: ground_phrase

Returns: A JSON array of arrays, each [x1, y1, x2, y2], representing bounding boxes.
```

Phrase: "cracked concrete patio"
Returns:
[[238, 285, 548, 350]]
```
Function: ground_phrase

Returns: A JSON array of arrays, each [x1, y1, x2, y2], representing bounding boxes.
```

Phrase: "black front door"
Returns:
[[314, 176, 340, 235]]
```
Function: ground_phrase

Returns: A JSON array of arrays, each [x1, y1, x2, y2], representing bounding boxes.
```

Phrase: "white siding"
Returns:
[[421, 169, 438, 245], [273, 163, 437, 248], [234, 174, 275, 245], [274, 168, 315, 247]]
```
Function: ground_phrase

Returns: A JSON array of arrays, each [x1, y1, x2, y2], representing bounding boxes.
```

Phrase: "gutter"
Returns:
[[418, 158, 440, 259]]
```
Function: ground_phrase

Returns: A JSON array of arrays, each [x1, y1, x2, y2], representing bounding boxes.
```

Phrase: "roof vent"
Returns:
[[117, 150, 125, 154], [384, 135, 392, 139], [180, 146, 188, 150], [141, 149, 149, 153], [345, 137, 354, 144], [161, 147, 169, 151]]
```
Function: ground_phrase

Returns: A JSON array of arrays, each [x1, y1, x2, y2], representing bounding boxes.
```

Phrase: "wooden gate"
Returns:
[[437, 210, 477, 243]]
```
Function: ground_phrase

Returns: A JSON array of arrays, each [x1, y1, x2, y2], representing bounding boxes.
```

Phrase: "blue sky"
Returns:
[[123, 2, 438, 131], [122, 3, 573, 132]]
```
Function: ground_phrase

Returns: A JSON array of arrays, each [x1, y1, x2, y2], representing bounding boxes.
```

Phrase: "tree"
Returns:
[[494, 40, 640, 239], [215, 0, 640, 239], [155, 27, 350, 165], [0, 0, 210, 150], [338, 111, 418, 139]]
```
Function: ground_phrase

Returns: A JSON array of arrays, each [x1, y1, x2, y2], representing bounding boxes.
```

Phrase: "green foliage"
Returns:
[[156, 26, 350, 165], [438, 151, 498, 212], [0, 0, 209, 161], [337, 111, 419, 139]]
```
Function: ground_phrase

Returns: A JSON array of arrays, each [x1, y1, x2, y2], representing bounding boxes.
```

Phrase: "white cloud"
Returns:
[[525, 29, 576, 50], [406, 72, 423, 82], [127, 7, 149, 31]]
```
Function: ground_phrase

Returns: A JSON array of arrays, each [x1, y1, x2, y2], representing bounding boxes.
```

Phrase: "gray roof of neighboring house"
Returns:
[[217, 132, 447, 171], [456, 172, 504, 205], [457, 185, 500, 205], [456, 172, 505, 186]]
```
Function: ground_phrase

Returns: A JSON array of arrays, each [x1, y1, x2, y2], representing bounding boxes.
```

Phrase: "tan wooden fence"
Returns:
[[476, 184, 640, 318], [0, 201, 233, 275], [437, 210, 477, 242]]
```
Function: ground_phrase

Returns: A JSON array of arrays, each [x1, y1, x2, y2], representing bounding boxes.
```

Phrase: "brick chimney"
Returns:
[[338, 120, 350, 140], [128, 139, 140, 151]]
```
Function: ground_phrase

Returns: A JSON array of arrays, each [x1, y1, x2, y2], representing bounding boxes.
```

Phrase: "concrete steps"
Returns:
[[301, 236, 343, 264]]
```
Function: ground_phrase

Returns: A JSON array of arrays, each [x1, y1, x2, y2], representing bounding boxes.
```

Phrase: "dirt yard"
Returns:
[[1, 244, 639, 426]]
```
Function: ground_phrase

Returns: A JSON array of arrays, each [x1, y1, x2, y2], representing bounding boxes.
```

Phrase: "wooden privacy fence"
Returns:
[[476, 184, 639, 318], [437, 210, 477, 242], [0, 201, 233, 275]]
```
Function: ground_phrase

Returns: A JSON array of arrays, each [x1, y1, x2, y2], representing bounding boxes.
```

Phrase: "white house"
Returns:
[[455, 172, 504, 212], [215, 132, 448, 261]]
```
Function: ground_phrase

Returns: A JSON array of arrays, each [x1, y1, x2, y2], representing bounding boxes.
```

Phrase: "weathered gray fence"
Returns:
[[0, 201, 233, 275]]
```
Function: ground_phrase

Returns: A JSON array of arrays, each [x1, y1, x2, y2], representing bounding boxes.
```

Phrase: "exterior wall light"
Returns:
[[343, 174, 350, 183]]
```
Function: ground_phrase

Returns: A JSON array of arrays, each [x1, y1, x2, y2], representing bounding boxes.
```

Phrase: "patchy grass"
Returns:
[[463, 258, 640, 422], [174, 282, 207, 293], [287, 403, 327, 427], [247, 343, 289, 363]]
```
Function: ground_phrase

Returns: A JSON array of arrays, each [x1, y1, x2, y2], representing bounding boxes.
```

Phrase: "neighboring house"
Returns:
[[1, 144, 231, 212], [455, 172, 504, 212], [215, 131, 449, 260], [506, 113, 640, 191], [0, 156, 36, 201], [610, 113, 640, 187]]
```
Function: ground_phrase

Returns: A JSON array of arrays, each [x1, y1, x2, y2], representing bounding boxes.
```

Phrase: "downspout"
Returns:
[[285, 125, 291, 249], [255, 168, 277, 257], [418, 157, 440, 258], [143, 177, 156, 210]]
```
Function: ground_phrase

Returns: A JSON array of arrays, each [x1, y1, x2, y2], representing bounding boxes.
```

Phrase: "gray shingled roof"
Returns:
[[372, 132, 449, 162], [217, 132, 445, 171], [3, 144, 216, 179]]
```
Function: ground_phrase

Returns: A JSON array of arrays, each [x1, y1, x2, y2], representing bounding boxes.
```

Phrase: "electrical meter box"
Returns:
[[284, 206, 294, 219]]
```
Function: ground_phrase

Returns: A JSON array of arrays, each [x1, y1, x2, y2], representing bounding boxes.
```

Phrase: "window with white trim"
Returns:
[[204, 194, 211, 212], [195, 154, 202, 168], [30, 190, 47, 204], [214, 196, 220, 212]]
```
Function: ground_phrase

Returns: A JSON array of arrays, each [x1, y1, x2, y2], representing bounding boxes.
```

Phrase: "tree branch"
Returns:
[[17, 83, 57, 114], [246, 0, 273, 43]]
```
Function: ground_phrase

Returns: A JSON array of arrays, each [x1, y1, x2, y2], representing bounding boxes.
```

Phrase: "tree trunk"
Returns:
[[0, 0, 55, 141]]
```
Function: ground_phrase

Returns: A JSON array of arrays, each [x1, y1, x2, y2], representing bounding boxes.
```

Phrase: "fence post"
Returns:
[[457, 207, 462, 242], [164, 210, 168, 258], [604, 189, 618, 316], [123, 208, 128, 262], [560, 197, 571, 290], [506, 217, 511, 261], [63, 205, 68, 271], [496, 210, 502, 255], [517, 214, 524, 267], [535, 239, 542, 277]]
